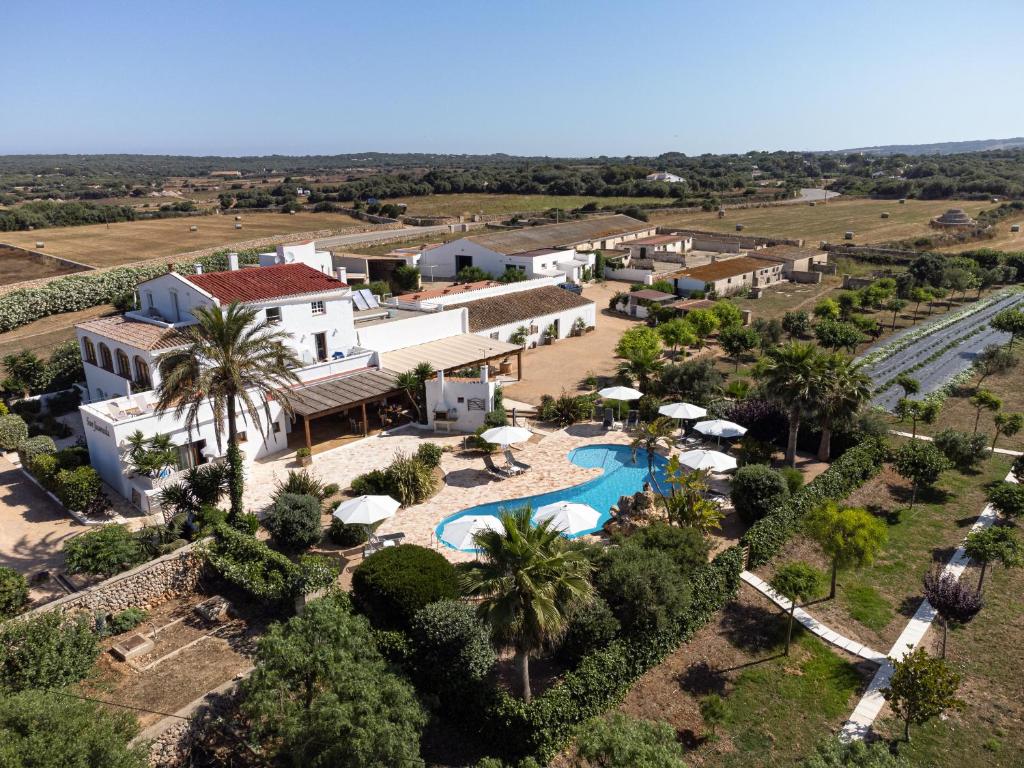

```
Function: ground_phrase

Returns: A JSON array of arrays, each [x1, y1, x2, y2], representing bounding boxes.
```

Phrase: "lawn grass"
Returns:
[[1, 211, 364, 268], [649, 198, 990, 246], [382, 193, 672, 217], [842, 584, 894, 632]]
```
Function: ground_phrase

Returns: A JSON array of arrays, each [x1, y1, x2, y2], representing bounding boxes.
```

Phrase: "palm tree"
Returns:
[[155, 302, 300, 519], [395, 371, 423, 422], [813, 353, 872, 461], [616, 349, 663, 394], [755, 342, 822, 467], [462, 507, 594, 703], [630, 417, 675, 493]]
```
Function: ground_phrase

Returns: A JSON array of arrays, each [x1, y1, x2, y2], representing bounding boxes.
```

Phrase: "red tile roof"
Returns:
[[76, 315, 185, 351], [183, 263, 347, 304], [396, 280, 501, 302]]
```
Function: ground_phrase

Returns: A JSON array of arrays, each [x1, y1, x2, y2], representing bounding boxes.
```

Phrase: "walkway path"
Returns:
[[839, 465, 1019, 740], [741, 571, 886, 663], [889, 430, 1022, 457]]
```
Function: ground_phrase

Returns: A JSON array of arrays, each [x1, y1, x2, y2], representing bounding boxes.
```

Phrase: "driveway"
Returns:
[[502, 281, 644, 406], [0, 455, 81, 603]]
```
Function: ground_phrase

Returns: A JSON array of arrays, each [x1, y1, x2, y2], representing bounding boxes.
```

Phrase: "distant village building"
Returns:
[[209, 170, 243, 178], [669, 256, 784, 297], [645, 171, 685, 183], [930, 208, 978, 229]]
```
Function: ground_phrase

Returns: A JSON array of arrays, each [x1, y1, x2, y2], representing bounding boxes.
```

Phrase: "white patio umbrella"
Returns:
[[598, 386, 643, 419], [332, 495, 400, 526], [440, 514, 503, 550], [533, 501, 601, 536], [658, 402, 708, 420], [677, 449, 737, 473], [480, 425, 532, 447], [694, 419, 747, 438]]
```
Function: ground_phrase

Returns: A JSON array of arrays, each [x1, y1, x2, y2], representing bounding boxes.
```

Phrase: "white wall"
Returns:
[[249, 292, 356, 365], [258, 242, 333, 274], [355, 308, 467, 352], [474, 302, 597, 347], [76, 328, 165, 403], [605, 267, 656, 284], [419, 240, 500, 279], [425, 375, 495, 433], [395, 277, 561, 310], [137, 273, 215, 324]]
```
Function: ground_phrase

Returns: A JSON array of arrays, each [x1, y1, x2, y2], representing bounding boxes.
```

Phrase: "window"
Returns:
[[311, 301, 325, 316], [170, 290, 181, 322], [82, 337, 96, 365], [99, 343, 113, 372], [314, 332, 328, 362], [144, 291, 154, 310], [266, 307, 282, 324], [133, 356, 151, 389], [115, 349, 131, 379], [272, 421, 281, 434]]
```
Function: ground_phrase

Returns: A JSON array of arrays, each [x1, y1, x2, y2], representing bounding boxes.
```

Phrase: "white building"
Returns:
[[645, 171, 685, 183], [418, 215, 654, 281]]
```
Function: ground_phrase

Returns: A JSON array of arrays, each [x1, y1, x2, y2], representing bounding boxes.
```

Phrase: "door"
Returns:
[[314, 332, 328, 362], [455, 254, 473, 273]]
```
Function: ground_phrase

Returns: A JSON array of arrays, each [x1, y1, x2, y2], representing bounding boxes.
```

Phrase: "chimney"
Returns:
[[167, 262, 176, 273], [227, 252, 240, 271], [480, 365, 489, 384], [335, 267, 347, 282], [195, 263, 203, 275]]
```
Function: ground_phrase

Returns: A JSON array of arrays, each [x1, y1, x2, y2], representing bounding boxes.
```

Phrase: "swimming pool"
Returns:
[[436, 444, 668, 551]]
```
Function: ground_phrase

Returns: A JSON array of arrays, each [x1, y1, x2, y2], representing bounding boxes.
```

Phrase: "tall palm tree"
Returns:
[[616, 349, 663, 394], [155, 302, 300, 519], [462, 507, 594, 703], [813, 353, 872, 461], [755, 342, 822, 467], [395, 371, 424, 422], [630, 416, 675, 494]]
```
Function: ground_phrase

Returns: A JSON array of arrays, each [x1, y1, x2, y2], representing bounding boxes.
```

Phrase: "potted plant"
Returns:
[[543, 324, 558, 345], [296, 447, 312, 467], [572, 317, 587, 337]]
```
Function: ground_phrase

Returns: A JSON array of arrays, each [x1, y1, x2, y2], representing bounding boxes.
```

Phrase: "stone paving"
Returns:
[[244, 423, 636, 564]]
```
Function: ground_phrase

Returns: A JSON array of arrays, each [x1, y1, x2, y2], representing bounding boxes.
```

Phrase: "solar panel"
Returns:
[[358, 289, 379, 308], [351, 291, 370, 311]]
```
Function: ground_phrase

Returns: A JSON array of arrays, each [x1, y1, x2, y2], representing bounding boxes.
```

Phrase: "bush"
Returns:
[[63, 525, 147, 577], [0, 414, 28, 451], [273, 469, 330, 502], [933, 429, 988, 472], [613, 522, 709, 574], [351, 468, 387, 496], [575, 712, 687, 767], [352, 544, 460, 629], [263, 493, 323, 552], [106, 607, 148, 636], [16, 434, 56, 467], [54, 466, 102, 513], [10, 399, 41, 418], [28, 452, 60, 490], [0, 566, 29, 618], [594, 546, 691, 635], [46, 388, 82, 415], [0, 611, 98, 692], [382, 452, 437, 506], [731, 464, 790, 524], [742, 438, 888, 567], [29, 414, 72, 439], [409, 599, 495, 703], [988, 481, 1024, 518], [778, 466, 805, 495], [415, 442, 444, 469], [329, 517, 370, 547], [559, 595, 621, 665], [232, 512, 260, 535], [322, 483, 340, 498]]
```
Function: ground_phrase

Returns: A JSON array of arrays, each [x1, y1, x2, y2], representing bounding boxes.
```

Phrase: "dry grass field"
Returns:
[[937, 221, 1024, 252], [649, 198, 990, 246], [2, 211, 364, 268], [385, 193, 672, 218]]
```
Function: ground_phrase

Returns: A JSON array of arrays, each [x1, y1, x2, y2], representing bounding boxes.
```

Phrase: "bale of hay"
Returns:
[[809, 201, 816, 207], [189, 225, 198, 232], [898, 199, 907, 204], [735, 224, 744, 231], [844, 231, 854, 240], [881, 212, 890, 219], [235, 215, 242, 221], [35, 241, 44, 248], [234, 223, 242, 229], [1011, 224, 1021, 233]]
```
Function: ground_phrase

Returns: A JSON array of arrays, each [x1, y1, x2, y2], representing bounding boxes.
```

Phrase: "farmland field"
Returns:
[[1, 211, 365, 268], [0, 244, 88, 286], [936, 220, 1024, 252], [384, 193, 673, 217], [649, 198, 990, 246]]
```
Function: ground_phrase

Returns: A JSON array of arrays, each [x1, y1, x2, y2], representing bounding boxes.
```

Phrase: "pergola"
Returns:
[[379, 334, 523, 378], [288, 368, 404, 453]]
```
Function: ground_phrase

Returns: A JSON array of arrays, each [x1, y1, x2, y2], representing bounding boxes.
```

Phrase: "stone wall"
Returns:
[[0, 242, 95, 274], [26, 541, 207, 618]]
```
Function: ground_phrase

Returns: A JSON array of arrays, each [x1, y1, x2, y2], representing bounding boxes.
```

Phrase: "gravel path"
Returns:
[[860, 292, 1024, 410]]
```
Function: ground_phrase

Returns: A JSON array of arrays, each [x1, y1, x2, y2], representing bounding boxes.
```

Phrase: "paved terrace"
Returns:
[[245, 424, 635, 564]]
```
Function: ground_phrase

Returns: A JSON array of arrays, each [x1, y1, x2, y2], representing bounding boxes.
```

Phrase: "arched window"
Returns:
[[82, 337, 96, 365], [116, 349, 131, 380], [133, 356, 151, 389], [98, 343, 113, 372]]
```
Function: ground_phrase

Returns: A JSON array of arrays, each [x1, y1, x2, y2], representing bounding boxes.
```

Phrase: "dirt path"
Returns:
[[0, 304, 114, 359]]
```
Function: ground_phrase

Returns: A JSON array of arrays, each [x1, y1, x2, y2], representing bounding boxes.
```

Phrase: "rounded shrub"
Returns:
[[329, 517, 370, 547], [0, 414, 29, 452], [54, 466, 102, 513], [559, 595, 621, 665], [778, 466, 805, 495], [16, 435, 56, 468], [28, 452, 60, 490], [408, 599, 495, 699], [352, 544, 459, 629], [594, 546, 691, 635], [262, 493, 323, 552], [63, 525, 146, 577], [0, 566, 29, 619], [415, 442, 443, 470], [350, 469, 386, 496], [731, 464, 790, 524]]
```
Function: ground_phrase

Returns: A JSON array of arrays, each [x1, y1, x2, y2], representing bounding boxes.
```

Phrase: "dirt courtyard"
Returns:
[[503, 281, 642, 405]]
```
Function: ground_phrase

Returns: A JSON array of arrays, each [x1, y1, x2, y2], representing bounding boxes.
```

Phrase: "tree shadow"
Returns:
[[954, 514, 980, 529], [897, 594, 923, 619], [676, 661, 727, 696], [867, 504, 902, 526], [931, 545, 959, 564], [719, 601, 784, 653], [442, 467, 495, 488]]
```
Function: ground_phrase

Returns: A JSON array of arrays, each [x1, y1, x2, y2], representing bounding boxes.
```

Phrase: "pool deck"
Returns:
[[245, 423, 634, 564]]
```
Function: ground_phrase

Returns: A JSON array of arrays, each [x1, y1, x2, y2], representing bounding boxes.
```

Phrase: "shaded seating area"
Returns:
[[363, 531, 406, 557], [483, 452, 520, 480]]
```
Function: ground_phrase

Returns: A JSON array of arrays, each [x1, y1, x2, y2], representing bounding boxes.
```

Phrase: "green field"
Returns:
[[385, 193, 673, 217]]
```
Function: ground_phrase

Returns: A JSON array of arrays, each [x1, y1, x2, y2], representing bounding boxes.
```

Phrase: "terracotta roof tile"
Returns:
[[670, 256, 780, 282], [447, 286, 594, 333], [183, 263, 347, 303], [76, 315, 185, 351]]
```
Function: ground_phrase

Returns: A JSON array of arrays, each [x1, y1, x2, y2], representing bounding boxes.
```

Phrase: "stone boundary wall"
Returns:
[[0, 223, 399, 297], [0, 242, 96, 274], [25, 540, 208, 618]]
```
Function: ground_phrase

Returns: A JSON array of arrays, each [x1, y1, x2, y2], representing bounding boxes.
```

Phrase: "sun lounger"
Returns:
[[363, 531, 406, 557], [625, 410, 640, 430], [602, 407, 620, 431], [483, 453, 517, 479], [503, 448, 531, 472]]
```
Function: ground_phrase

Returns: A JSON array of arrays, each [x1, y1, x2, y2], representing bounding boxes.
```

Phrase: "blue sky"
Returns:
[[4, 0, 1023, 156]]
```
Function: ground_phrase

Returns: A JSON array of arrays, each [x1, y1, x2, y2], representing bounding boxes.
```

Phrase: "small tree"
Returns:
[[509, 325, 529, 348], [969, 390, 1002, 434], [731, 464, 789, 524], [894, 397, 941, 439], [964, 526, 1022, 590], [408, 599, 495, 703], [0, 566, 29, 619], [63, 525, 146, 577], [1, 351, 46, 397], [700, 693, 728, 741], [882, 647, 964, 742], [884, 297, 908, 329], [576, 712, 687, 767], [991, 411, 1024, 451], [782, 310, 811, 339], [895, 374, 920, 399], [657, 318, 696, 354], [263, 493, 323, 552], [893, 441, 949, 509], [922, 568, 982, 658], [770, 561, 825, 655], [804, 502, 888, 599], [973, 344, 1017, 389], [683, 308, 720, 349], [719, 325, 759, 369], [932, 429, 988, 472], [990, 306, 1024, 348], [987, 481, 1024, 519]]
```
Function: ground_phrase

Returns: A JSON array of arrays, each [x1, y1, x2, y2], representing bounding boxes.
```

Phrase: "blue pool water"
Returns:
[[436, 444, 668, 551]]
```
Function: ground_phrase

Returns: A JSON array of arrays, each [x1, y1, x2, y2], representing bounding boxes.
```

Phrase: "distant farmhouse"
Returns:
[[645, 171, 685, 183], [417, 215, 656, 281]]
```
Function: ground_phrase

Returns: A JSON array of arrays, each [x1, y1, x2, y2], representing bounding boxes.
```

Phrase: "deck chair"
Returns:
[[625, 410, 640, 430], [602, 407, 618, 430], [503, 448, 531, 473], [483, 453, 516, 480]]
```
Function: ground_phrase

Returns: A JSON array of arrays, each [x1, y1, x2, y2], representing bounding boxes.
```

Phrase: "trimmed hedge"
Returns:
[[742, 438, 888, 567], [54, 466, 102, 513], [16, 435, 56, 468], [487, 545, 745, 762], [352, 544, 459, 629], [0, 415, 28, 452]]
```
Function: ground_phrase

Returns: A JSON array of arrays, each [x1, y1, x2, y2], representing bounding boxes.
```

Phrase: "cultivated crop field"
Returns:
[[649, 198, 990, 246], [1, 211, 364, 268], [384, 193, 673, 217]]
